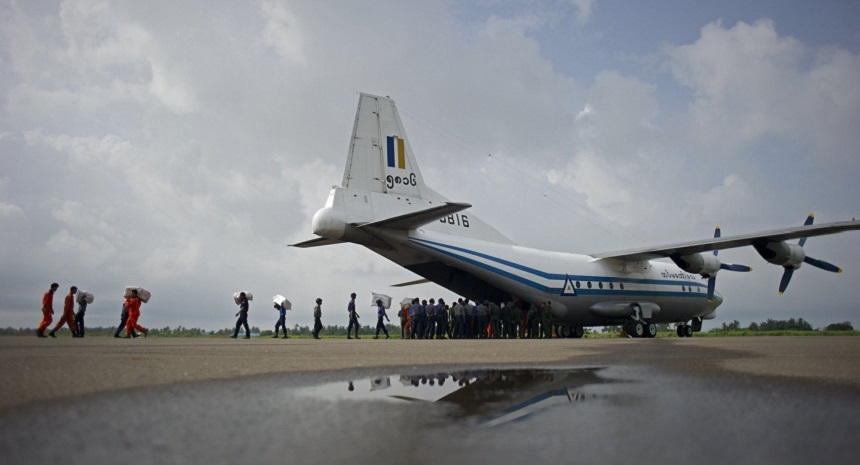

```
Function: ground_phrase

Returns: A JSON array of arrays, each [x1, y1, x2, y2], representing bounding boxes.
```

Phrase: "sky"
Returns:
[[2, 0, 859, 332]]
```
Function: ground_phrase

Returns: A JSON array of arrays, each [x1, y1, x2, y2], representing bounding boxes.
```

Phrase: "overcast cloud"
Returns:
[[2, 0, 859, 332]]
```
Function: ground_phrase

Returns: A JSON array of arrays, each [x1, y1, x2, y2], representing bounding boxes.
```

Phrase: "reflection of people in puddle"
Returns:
[[348, 381, 354, 392]]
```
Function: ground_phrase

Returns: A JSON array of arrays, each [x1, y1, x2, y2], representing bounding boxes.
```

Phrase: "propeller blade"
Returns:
[[713, 226, 720, 256], [799, 214, 814, 247], [707, 276, 716, 302], [721, 263, 752, 272], [803, 256, 842, 273], [778, 268, 794, 295]]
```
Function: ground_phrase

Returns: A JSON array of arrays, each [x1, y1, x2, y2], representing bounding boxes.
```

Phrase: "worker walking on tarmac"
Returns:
[[373, 299, 390, 339], [48, 286, 78, 338], [124, 289, 148, 338], [347, 293, 361, 339], [273, 302, 288, 338], [73, 291, 88, 337], [398, 302, 410, 339], [312, 298, 323, 339], [114, 302, 137, 338], [230, 292, 250, 339], [37, 283, 59, 337]]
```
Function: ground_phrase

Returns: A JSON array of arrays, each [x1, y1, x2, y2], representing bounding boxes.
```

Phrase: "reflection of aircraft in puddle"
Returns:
[[297, 368, 612, 426], [433, 368, 605, 426], [370, 377, 391, 391], [388, 368, 608, 426]]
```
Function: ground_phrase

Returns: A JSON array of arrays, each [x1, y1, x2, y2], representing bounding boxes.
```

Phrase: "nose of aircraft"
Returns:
[[711, 291, 724, 306]]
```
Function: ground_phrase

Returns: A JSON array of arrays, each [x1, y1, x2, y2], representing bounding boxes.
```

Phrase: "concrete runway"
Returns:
[[1, 336, 858, 464]]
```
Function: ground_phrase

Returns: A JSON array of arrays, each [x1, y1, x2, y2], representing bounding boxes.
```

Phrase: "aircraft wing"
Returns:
[[590, 219, 860, 261]]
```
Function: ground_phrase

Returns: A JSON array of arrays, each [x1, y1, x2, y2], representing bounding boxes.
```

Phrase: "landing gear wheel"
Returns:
[[645, 323, 657, 338], [560, 326, 573, 338], [676, 324, 693, 337], [573, 326, 585, 338], [629, 321, 645, 338]]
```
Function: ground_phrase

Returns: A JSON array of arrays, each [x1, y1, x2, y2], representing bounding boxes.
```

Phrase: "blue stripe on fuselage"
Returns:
[[408, 237, 707, 298]]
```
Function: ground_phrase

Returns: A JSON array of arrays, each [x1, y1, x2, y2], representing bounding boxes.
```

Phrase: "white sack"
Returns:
[[124, 286, 151, 303], [233, 292, 254, 305], [273, 295, 292, 310], [77, 292, 95, 304], [371, 292, 392, 309]]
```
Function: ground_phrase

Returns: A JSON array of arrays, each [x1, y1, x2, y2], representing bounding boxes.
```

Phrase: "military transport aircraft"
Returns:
[[293, 93, 860, 338]]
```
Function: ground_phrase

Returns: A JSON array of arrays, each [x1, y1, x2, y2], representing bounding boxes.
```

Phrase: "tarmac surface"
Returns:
[[1, 335, 858, 464]]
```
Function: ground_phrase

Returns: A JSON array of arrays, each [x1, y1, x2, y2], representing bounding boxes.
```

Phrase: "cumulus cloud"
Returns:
[[569, 0, 595, 24], [259, 0, 305, 63], [667, 19, 860, 162]]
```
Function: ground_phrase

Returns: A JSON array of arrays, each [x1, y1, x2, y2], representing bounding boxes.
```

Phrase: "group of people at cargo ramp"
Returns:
[[399, 298, 554, 339]]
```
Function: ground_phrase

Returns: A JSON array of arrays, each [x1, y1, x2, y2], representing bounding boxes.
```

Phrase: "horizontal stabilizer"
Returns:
[[289, 237, 344, 248], [391, 278, 432, 287], [358, 202, 471, 231]]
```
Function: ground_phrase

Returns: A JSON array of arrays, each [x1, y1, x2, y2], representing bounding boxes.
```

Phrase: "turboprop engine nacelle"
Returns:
[[671, 253, 722, 277], [753, 241, 806, 270]]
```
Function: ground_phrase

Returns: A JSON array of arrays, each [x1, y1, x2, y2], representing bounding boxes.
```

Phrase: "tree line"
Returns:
[[710, 318, 854, 332]]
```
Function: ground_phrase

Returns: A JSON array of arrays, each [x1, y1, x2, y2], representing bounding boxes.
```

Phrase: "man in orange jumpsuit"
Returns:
[[124, 289, 148, 338], [37, 283, 59, 337], [48, 286, 78, 338]]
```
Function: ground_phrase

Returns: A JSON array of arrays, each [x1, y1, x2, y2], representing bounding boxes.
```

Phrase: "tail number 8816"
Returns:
[[440, 214, 469, 228]]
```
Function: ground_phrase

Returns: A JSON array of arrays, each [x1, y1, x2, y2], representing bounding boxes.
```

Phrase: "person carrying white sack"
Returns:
[[230, 292, 251, 339], [272, 295, 290, 339]]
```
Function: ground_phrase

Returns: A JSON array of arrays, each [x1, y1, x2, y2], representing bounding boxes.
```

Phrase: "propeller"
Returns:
[[779, 214, 843, 295], [707, 226, 752, 301]]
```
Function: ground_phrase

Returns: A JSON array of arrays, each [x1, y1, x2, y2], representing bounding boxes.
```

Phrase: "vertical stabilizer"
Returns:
[[343, 93, 432, 199]]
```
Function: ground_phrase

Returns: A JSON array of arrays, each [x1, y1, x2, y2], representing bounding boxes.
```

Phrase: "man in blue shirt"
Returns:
[[347, 293, 361, 339], [273, 302, 288, 338], [408, 298, 421, 339], [373, 299, 390, 339]]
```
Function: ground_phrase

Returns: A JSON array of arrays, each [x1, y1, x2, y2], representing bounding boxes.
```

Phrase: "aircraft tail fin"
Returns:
[[294, 93, 514, 247], [342, 93, 434, 199]]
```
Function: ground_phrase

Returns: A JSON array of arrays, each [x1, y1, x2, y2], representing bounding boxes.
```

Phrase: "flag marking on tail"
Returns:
[[387, 136, 406, 169]]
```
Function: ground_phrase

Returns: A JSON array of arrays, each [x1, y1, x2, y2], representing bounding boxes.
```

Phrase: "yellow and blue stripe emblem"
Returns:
[[387, 136, 406, 169]]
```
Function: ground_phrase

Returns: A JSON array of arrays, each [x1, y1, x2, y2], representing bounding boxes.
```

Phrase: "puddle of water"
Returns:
[[293, 368, 611, 426]]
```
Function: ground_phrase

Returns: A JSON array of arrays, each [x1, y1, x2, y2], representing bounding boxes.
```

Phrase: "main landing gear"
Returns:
[[558, 325, 585, 338], [624, 319, 657, 338]]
